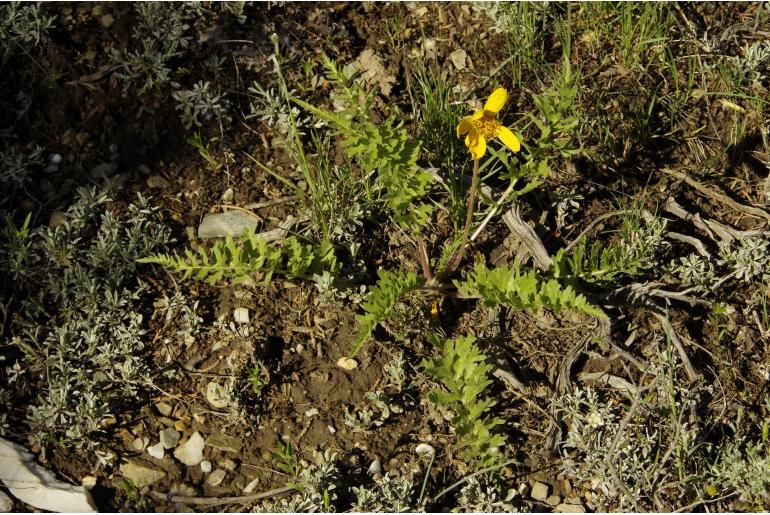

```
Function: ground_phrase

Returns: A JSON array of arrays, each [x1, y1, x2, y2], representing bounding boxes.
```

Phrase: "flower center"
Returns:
[[472, 114, 500, 139]]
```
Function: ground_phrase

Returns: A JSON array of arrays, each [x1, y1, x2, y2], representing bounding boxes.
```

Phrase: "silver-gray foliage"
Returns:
[[0, 187, 171, 456]]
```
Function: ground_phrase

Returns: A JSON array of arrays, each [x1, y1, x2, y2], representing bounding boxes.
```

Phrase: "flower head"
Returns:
[[456, 87, 521, 160]]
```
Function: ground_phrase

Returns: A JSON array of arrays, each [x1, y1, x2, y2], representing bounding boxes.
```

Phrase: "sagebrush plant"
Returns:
[[172, 80, 232, 130], [0, 187, 171, 457], [0, 2, 55, 62], [108, 2, 200, 94], [0, 145, 44, 189]]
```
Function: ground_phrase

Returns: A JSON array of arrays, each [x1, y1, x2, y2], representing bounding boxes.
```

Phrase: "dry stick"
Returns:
[[662, 168, 770, 222], [416, 234, 434, 285], [653, 312, 699, 383], [149, 486, 295, 507], [442, 159, 480, 277], [667, 231, 712, 257]]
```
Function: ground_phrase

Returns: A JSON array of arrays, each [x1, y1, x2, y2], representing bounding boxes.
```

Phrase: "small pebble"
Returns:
[[336, 357, 357, 370], [233, 307, 249, 324], [200, 460, 212, 473], [146, 175, 170, 189], [155, 402, 173, 417], [368, 458, 382, 476], [206, 469, 226, 487], [531, 481, 549, 502], [546, 494, 561, 506], [415, 443, 435, 458], [49, 153, 63, 164], [132, 437, 148, 451], [147, 442, 165, 460], [243, 477, 259, 494], [219, 458, 237, 472], [160, 428, 180, 449], [221, 188, 234, 202]]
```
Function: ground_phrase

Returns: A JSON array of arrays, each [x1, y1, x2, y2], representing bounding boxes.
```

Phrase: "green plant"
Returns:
[[139, 230, 338, 286], [457, 261, 605, 318], [0, 2, 55, 63], [422, 334, 505, 470], [708, 439, 770, 510], [186, 132, 223, 172], [349, 270, 423, 358], [247, 366, 269, 394]]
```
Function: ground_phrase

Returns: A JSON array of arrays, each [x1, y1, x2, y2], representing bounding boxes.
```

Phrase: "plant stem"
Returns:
[[441, 158, 480, 278]]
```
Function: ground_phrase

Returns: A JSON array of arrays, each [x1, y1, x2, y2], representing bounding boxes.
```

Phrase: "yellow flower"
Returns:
[[456, 87, 521, 160]]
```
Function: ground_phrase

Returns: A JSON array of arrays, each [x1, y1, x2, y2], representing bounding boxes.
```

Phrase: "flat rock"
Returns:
[[119, 460, 166, 488], [555, 503, 586, 513], [546, 494, 561, 506], [174, 432, 205, 466], [197, 211, 259, 239], [531, 481, 549, 502], [206, 433, 242, 454]]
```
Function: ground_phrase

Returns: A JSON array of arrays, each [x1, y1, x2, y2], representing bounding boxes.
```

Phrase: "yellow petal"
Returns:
[[467, 134, 487, 160], [495, 125, 521, 153], [471, 109, 485, 121], [484, 87, 507, 114], [456, 117, 473, 138]]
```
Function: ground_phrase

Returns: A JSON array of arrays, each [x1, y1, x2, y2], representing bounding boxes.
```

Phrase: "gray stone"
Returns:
[[159, 428, 180, 449], [206, 433, 242, 454], [530, 481, 549, 502], [119, 460, 166, 488], [197, 211, 259, 239]]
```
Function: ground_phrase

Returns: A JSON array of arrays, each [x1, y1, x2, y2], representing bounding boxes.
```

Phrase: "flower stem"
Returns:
[[441, 158, 480, 278]]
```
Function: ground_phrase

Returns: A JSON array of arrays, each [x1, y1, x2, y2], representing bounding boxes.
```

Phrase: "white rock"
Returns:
[[415, 443, 435, 458], [304, 408, 319, 418], [221, 187, 234, 202], [368, 459, 382, 475], [147, 442, 165, 460], [531, 481, 549, 502], [159, 428, 180, 449], [174, 431, 205, 466], [200, 460, 212, 473], [132, 437, 148, 451], [49, 153, 62, 165], [336, 357, 357, 370], [0, 437, 97, 512], [206, 469, 226, 487], [233, 308, 249, 324], [243, 477, 259, 494], [155, 401, 173, 417]]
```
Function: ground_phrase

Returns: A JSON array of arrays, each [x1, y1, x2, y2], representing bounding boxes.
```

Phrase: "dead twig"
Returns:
[[653, 312, 700, 383], [667, 231, 711, 257], [149, 485, 295, 507], [662, 168, 770, 222]]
